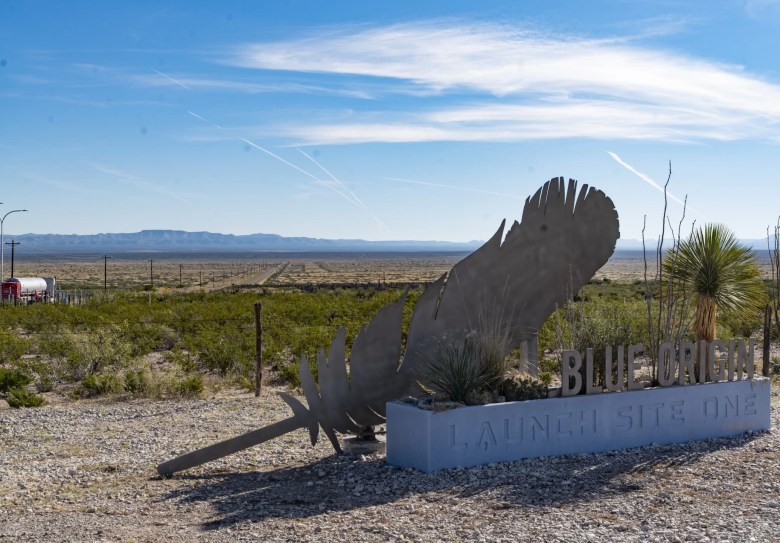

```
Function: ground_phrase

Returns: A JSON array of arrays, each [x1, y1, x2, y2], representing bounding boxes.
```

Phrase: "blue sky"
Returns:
[[2, 1, 779, 243]]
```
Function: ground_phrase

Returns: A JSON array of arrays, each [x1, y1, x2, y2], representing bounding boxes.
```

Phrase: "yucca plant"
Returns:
[[664, 223, 764, 373], [419, 334, 503, 405]]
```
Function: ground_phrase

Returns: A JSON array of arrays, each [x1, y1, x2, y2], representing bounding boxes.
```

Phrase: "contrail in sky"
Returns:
[[187, 110, 222, 129], [381, 176, 523, 199], [296, 148, 371, 209], [149, 62, 384, 224], [184, 106, 385, 225], [606, 151, 705, 218], [152, 68, 192, 90], [297, 148, 387, 229]]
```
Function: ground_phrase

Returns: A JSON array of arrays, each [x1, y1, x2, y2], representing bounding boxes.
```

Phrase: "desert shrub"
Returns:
[[772, 357, 780, 375], [718, 309, 763, 339], [63, 328, 133, 381], [6, 387, 45, 408], [538, 355, 559, 375], [183, 327, 254, 377], [537, 371, 553, 386], [35, 332, 78, 360], [3, 286, 420, 391], [123, 321, 180, 356], [171, 375, 204, 398], [558, 298, 648, 391], [124, 369, 150, 396], [0, 328, 29, 364], [276, 359, 302, 388], [419, 333, 505, 405], [537, 311, 560, 355], [0, 367, 31, 392], [163, 349, 198, 372], [80, 373, 122, 397], [36, 374, 53, 393], [499, 373, 548, 401]]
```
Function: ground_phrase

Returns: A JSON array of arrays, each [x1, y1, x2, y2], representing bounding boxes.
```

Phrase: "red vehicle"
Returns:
[[1, 277, 52, 302]]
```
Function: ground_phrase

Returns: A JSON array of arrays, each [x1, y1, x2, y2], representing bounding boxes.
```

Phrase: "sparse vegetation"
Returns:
[[499, 373, 548, 401], [0, 367, 31, 392], [1, 251, 775, 404], [6, 387, 45, 408]]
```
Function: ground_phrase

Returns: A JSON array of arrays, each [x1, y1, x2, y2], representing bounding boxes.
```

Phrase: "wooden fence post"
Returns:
[[254, 303, 262, 397]]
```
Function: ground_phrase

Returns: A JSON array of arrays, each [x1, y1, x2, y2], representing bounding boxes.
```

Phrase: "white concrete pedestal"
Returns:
[[386, 378, 771, 472]]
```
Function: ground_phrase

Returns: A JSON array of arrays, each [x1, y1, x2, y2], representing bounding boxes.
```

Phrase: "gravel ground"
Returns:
[[2, 384, 779, 543]]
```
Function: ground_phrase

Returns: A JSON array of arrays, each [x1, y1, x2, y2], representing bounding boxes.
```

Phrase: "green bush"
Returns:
[[6, 387, 45, 408], [276, 359, 301, 388], [183, 327, 254, 377], [172, 375, 204, 398], [80, 374, 122, 397], [558, 298, 648, 391], [35, 332, 78, 360], [538, 371, 554, 386], [124, 369, 150, 396], [771, 356, 780, 375], [0, 367, 31, 393], [163, 349, 199, 373], [718, 309, 763, 339], [0, 328, 28, 364], [499, 373, 548, 401], [36, 374, 53, 393], [2, 286, 419, 392], [63, 328, 133, 381]]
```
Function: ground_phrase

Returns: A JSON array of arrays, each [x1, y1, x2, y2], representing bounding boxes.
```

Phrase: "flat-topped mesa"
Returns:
[[562, 338, 757, 396]]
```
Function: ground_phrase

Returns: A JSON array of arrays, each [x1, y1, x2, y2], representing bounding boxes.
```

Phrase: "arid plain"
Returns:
[[10, 250, 669, 291]]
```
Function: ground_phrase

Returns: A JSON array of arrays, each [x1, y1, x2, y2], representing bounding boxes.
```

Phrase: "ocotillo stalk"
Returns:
[[157, 393, 319, 476]]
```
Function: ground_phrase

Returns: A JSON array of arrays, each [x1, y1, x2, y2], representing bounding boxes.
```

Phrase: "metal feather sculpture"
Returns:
[[157, 178, 619, 476]]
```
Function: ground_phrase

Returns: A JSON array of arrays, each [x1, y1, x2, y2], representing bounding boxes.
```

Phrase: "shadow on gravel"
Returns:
[[160, 431, 763, 531]]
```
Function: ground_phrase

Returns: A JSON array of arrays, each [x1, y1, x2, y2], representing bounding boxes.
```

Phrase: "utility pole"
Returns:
[[5, 240, 19, 278], [103, 255, 111, 291], [149, 259, 155, 289], [199, 269, 202, 288], [179, 264, 183, 288], [1, 208, 28, 281]]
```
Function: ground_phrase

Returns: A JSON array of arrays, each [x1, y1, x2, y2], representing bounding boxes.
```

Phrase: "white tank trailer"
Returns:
[[0, 277, 55, 302]]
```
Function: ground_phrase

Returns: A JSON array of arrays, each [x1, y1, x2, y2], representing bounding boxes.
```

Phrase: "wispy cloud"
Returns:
[[138, 71, 375, 99], [380, 176, 523, 199], [23, 174, 107, 197], [223, 21, 780, 144], [90, 163, 197, 200]]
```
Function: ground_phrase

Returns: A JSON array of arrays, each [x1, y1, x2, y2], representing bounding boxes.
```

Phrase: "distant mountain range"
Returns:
[[5, 230, 771, 254], [8, 230, 484, 253]]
